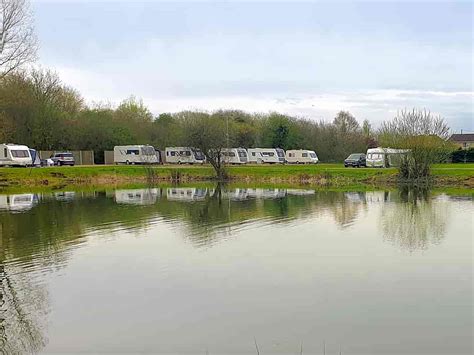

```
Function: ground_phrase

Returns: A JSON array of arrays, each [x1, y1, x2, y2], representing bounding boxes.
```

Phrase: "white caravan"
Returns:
[[166, 188, 208, 201], [247, 148, 284, 164], [165, 147, 205, 164], [285, 150, 319, 164], [366, 147, 409, 168], [113, 145, 159, 165], [0, 144, 32, 167], [115, 188, 160, 205], [221, 148, 248, 164]]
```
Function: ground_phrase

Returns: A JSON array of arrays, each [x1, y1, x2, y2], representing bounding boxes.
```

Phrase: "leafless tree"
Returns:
[[0, 0, 37, 77], [378, 108, 453, 179]]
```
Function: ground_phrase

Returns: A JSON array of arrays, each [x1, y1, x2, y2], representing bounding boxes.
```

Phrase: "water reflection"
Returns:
[[0, 185, 471, 353], [380, 186, 449, 251]]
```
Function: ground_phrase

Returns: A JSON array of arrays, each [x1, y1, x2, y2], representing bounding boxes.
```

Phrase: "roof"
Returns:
[[450, 133, 474, 142]]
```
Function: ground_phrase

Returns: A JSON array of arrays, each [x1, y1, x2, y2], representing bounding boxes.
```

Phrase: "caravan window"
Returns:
[[310, 153, 317, 158], [302, 152, 308, 157], [11, 150, 29, 158], [194, 150, 205, 160], [3, 148, 6, 157], [170, 151, 176, 156], [141, 146, 155, 155], [238, 151, 246, 158], [126, 149, 140, 155], [261, 152, 274, 157], [252, 152, 256, 156], [276, 150, 285, 157]]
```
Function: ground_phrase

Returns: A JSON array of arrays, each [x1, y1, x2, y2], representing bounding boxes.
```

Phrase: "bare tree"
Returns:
[[378, 108, 453, 180], [333, 111, 360, 133], [179, 111, 233, 180], [0, 0, 37, 77]]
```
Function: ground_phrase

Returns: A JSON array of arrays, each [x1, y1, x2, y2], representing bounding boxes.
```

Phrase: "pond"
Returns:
[[0, 186, 472, 354]]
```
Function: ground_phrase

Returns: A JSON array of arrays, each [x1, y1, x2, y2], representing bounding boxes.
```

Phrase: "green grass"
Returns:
[[0, 163, 472, 190]]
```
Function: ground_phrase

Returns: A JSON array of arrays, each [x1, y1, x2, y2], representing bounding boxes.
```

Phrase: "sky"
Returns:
[[32, 0, 473, 131]]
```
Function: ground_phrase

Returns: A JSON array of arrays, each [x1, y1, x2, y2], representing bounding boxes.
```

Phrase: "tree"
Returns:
[[180, 111, 233, 180], [333, 111, 360, 133], [0, 0, 37, 77], [379, 108, 453, 180]]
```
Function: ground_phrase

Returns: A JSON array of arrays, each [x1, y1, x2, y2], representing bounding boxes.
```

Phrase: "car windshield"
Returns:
[[348, 154, 361, 159], [58, 153, 73, 158]]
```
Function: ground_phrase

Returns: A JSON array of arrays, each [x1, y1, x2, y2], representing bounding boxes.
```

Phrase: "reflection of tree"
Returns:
[[380, 186, 448, 251]]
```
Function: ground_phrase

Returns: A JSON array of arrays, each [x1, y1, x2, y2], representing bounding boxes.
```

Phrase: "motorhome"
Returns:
[[165, 147, 205, 164], [113, 145, 159, 165], [221, 148, 248, 164], [166, 188, 208, 201], [0, 144, 32, 167], [247, 148, 284, 164], [366, 147, 409, 168], [285, 150, 319, 164]]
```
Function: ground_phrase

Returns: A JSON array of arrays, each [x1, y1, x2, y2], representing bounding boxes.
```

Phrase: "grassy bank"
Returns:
[[0, 163, 473, 190]]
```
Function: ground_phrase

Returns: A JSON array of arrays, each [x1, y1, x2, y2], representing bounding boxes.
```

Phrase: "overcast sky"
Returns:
[[33, 0, 473, 130]]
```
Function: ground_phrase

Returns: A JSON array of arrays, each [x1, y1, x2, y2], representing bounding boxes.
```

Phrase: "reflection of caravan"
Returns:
[[247, 188, 287, 199], [247, 148, 284, 164], [113, 145, 159, 165], [166, 188, 208, 201], [0, 194, 38, 211], [221, 148, 248, 164], [115, 189, 160, 205], [0, 144, 32, 167], [165, 147, 205, 164], [54, 191, 76, 201], [286, 189, 315, 196], [366, 147, 409, 168], [224, 188, 250, 200], [285, 150, 319, 164]]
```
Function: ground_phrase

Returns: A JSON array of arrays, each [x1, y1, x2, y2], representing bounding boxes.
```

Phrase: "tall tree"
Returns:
[[0, 0, 37, 77], [378, 108, 453, 179], [333, 111, 360, 133]]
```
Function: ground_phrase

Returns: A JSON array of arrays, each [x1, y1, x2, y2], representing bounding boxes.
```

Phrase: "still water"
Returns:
[[0, 186, 472, 354]]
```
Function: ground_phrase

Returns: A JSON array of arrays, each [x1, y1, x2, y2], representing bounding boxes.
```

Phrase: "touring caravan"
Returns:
[[113, 145, 159, 165], [247, 148, 284, 164], [0, 144, 32, 167], [221, 148, 248, 164], [366, 147, 409, 168], [165, 147, 205, 164], [285, 150, 319, 164]]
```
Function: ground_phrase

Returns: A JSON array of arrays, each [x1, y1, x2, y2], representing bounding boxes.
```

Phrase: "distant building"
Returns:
[[449, 133, 474, 150]]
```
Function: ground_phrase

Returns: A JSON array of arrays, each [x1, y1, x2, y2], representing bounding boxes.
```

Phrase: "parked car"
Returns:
[[344, 153, 366, 167], [41, 158, 55, 167], [51, 152, 75, 166]]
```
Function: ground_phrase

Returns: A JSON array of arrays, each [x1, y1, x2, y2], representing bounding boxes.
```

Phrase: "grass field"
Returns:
[[0, 163, 473, 189]]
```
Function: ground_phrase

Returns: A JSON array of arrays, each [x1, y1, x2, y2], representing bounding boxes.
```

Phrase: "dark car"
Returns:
[[344, 153, 366, 168], [51, 152, 75, 166]]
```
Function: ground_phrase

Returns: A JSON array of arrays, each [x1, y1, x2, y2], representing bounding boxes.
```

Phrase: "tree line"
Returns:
[[0, 69, 376, 163]]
